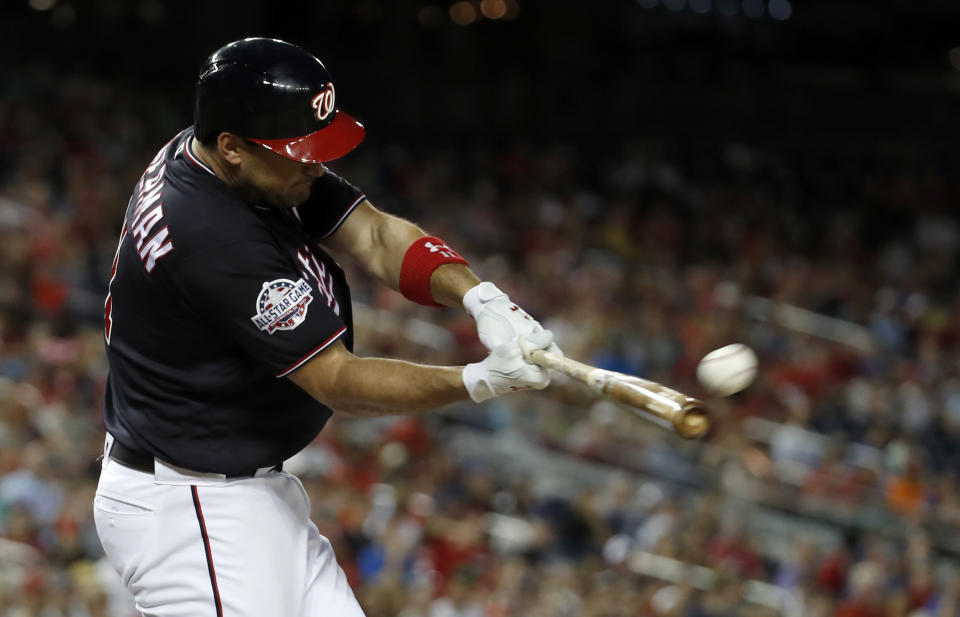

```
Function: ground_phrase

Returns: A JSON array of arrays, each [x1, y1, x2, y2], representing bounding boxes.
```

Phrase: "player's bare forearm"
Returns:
[[427, 263, 480, 309], [324, 200, 479, 308], [287, 340, 469, 416]]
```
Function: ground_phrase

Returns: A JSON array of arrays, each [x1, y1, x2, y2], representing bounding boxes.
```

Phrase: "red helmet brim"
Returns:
[[249, 110, 365, 163]]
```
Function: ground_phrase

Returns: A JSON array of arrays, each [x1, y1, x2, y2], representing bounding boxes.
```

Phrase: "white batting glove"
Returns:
[[462, 282, 564, 356], [462, 331, 555, 402]]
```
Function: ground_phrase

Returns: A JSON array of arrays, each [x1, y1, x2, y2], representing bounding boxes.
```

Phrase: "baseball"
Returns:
[[696, 343, 758, 397]]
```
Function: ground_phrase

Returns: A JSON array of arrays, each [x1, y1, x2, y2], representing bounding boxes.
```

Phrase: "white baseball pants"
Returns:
[[93, 435, 366, 617]]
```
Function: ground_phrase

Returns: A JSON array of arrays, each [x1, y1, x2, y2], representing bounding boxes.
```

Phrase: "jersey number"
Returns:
[[104, 226, 128, 345]]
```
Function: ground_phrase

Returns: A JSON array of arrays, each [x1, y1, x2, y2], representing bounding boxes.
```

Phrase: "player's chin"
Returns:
[[272, 186, 309, 208], [287, 183, 313, 206]]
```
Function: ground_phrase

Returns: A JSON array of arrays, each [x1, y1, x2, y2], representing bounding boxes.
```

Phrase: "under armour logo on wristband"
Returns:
[[424, 241, 458, 259]]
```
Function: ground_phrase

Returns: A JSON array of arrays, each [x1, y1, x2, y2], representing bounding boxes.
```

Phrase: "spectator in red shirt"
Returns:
[[705, 516, 764, 579]]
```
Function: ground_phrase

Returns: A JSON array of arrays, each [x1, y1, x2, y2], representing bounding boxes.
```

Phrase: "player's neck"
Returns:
[[191, 137, 275, 207], [191, 138, 236, 187]]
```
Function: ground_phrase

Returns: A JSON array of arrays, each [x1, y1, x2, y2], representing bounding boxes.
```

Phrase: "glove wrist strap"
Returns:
[[462, 362, 493, 403], [462, 282, 509, 319]]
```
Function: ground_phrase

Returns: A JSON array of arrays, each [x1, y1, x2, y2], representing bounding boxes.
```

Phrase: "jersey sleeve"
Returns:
[[170, 238, 347, 378], [293, 168, 366, 240]]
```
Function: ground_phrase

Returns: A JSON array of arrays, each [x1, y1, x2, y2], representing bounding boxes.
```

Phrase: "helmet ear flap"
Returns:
[[194, 58, 245, 145]]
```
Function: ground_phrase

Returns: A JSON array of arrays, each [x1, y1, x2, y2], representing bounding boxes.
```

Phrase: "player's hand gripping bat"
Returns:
[[527, 349, 711, 439]]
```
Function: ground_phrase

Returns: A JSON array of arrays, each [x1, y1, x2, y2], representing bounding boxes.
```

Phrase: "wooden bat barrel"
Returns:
[[528, 349, 711, 440]]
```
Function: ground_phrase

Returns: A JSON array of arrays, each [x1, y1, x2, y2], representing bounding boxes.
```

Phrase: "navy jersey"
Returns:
[[103, 127, 365, 475]]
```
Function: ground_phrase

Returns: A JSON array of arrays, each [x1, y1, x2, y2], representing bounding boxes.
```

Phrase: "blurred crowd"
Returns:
[[2, 64, 960, 617]]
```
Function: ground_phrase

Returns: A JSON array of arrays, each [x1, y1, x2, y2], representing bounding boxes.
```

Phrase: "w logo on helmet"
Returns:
[[311, 83, 336, 122]]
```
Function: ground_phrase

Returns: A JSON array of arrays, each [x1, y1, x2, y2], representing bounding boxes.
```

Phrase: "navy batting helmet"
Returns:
[[194, 37, 365, 163]]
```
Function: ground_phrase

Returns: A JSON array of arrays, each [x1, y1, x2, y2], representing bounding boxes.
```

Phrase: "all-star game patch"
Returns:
[[251, 278, 314, 334]]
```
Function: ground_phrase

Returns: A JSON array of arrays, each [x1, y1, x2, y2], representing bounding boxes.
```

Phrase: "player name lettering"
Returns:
[[129, 141, 174, 273]]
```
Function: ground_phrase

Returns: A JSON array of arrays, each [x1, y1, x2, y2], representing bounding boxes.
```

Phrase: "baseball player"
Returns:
[[94, 37, 559, 617]]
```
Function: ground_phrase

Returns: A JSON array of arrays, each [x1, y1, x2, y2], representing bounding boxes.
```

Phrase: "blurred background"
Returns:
[[2, 1, 960, 616]]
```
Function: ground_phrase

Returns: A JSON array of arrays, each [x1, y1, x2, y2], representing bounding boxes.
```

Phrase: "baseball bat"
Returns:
[[528, 350, 711, 439]]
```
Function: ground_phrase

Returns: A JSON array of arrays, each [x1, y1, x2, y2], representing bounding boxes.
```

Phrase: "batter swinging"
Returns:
[[94, 37, 560, 616]]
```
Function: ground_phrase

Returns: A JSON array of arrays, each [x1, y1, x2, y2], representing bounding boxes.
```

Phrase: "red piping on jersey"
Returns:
[[104, 224, 128, 345], [276, 325, 348, 377], [191, 486, 224, 617], [320, 194, 366, 239], [184, 139, 217, 177]]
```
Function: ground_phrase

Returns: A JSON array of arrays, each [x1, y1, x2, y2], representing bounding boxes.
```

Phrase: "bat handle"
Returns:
[[528, 349, 612, 395]]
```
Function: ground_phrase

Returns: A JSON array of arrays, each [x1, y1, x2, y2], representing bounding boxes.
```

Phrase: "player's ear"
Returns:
[[217, 132, 245, 165]]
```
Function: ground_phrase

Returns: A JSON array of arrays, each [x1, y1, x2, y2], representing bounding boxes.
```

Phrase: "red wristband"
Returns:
[[399, 236, 469, 307]]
